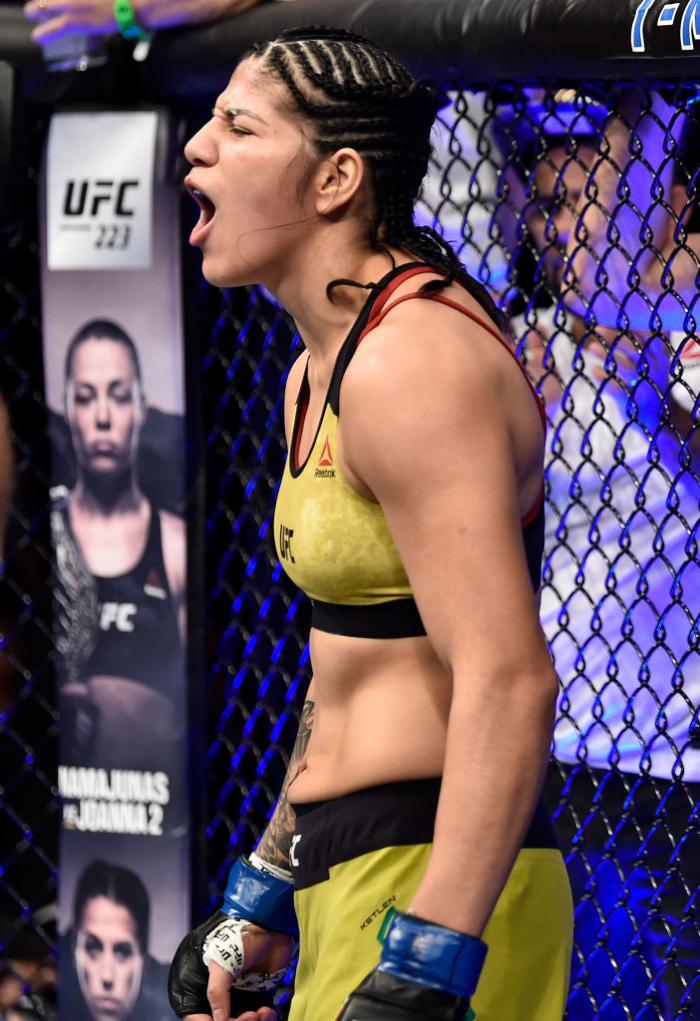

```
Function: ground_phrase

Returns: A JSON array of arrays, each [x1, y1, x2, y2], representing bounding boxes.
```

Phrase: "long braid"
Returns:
[[252, 27, 506, 330]]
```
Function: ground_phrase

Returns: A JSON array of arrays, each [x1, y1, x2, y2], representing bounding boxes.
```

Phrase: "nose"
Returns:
[[95, 394, 111, 430], [100, 953, 115, 990], [184, 119, 216, 168]]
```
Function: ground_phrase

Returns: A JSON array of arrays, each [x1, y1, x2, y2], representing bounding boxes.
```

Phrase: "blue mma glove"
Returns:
[[220, 853, 298, 936], [168, 854, 296, 1018], [336, 911, 487, 1021]]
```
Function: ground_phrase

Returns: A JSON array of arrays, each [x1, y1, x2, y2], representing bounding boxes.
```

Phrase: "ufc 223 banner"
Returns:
[[42, 110, 188, 1021]]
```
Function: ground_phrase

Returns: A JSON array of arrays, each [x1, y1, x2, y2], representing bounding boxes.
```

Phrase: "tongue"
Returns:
[[190, 206, 215, 246]]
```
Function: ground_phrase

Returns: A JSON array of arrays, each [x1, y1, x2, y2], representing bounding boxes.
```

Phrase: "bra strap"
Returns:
[[357, 289, 547, 436], [356, 284, 548, 526]]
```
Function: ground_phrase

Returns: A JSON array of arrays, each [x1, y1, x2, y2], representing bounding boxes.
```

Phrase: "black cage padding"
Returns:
[[2, 0, 700, 93]]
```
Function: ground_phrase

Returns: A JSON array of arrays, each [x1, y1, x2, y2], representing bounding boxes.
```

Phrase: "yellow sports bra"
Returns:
[[274, 263, 546, 638]]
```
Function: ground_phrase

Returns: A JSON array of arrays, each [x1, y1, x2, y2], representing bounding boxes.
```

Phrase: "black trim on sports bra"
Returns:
[[289, 262, 431, 478], [312, 597, 426, 639]]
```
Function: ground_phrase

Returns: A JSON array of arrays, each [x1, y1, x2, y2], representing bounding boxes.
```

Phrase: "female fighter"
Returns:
[[55, 319, 186, 768], [64, 860, 171, 1021], [170, 26, 573, 1021]]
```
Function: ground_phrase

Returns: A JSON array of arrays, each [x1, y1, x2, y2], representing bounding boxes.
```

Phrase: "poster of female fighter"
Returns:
[[40, 110, 190, 1020], [48, 318, 186, 776], [59, 847, 182, 1021]]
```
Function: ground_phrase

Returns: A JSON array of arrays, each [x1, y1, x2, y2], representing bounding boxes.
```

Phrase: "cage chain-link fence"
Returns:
[[0, 110, 59, 1020], [198, 81, 700, 1021], [2, 81, 699, 1021]]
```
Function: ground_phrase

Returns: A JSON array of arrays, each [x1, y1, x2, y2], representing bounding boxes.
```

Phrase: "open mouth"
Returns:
[[185, 179, 217, 245]]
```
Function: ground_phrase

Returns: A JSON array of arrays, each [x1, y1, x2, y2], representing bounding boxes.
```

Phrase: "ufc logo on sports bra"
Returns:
[[100, 602, 137, 632], [279, 525, 296, 564]]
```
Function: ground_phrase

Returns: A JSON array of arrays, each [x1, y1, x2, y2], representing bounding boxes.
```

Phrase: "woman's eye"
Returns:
[[230, 127, 251, 137]]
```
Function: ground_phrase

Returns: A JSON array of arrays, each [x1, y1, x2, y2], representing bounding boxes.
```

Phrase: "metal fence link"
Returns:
[[2, 82, 699, 1021]]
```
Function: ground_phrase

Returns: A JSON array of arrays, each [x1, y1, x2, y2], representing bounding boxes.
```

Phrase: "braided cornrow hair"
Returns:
[[252, 26, 506, 330]]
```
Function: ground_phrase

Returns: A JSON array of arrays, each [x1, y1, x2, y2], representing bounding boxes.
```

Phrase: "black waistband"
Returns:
[[290, 778, 558, 890], [311, 598, 426, 638]]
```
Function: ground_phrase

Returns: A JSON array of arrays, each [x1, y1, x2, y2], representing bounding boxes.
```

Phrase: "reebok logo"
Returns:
[[315, 437, 336, 478], [144, 568, 167, 600]]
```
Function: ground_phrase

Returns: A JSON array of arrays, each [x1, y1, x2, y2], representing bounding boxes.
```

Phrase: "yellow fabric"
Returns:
[[274, 404, 412, 605], [289, 845, 573, 1021]]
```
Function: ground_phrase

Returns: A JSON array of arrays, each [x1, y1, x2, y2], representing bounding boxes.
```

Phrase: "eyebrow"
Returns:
[[213, 105, 269, 126], [74, 379, 133, 389]]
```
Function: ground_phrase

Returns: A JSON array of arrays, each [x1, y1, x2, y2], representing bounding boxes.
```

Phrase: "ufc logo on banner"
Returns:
[[62, 180, 140, 218], [47, 110, 157, 269]]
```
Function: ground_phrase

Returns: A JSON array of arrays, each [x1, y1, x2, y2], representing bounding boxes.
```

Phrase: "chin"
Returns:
[[201, 252, 263, 291], [202, 267, 237, 288]]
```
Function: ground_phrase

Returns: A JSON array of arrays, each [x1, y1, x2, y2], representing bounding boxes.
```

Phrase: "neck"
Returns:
[[72, 468, 144, 516], [268, 233, 411, 388]]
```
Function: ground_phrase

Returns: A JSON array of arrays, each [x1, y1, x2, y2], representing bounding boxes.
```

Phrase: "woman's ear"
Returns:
[[313, 148, 365, 216]]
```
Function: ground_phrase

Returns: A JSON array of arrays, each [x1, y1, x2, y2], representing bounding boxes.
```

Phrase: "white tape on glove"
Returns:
[[201, 915, 287, 991]]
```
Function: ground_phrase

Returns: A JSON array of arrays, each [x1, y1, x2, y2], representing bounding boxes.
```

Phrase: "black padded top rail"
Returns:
[[1, 0, 699, 90]]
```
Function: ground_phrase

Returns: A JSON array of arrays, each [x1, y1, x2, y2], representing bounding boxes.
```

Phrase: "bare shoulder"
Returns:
[[159, 508, 186, 545], [283, 350, 308, 442], [339, 286, 544, 511], [342, 289, 507, 416], [159, 509, 186, 569], [159, 509, 186, 596]]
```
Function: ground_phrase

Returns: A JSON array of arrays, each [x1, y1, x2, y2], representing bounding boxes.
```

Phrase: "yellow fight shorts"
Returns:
[[288, 779, 573, 1021]]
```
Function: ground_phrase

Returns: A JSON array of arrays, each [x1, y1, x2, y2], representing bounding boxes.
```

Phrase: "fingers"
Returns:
[[23, 0, 116, 38], [29, 13, 73, 43], [184, 1016, 214, 1021], [207, 961, 233, 1021], [24, 0, 73, 24], [24, 0, 50, 23], [233, 1010, 278, 1021]]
